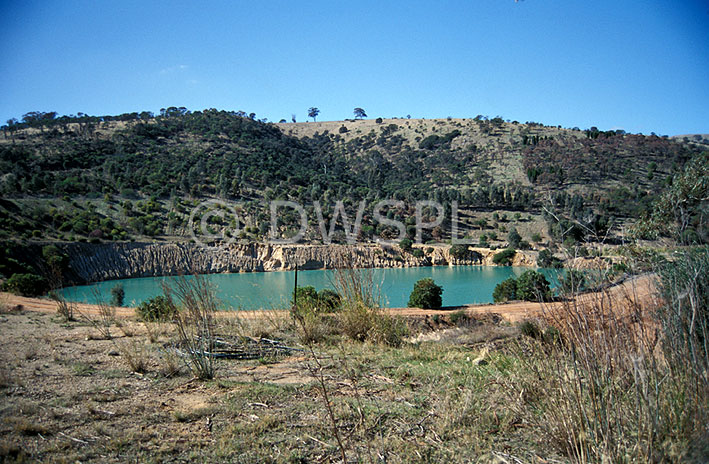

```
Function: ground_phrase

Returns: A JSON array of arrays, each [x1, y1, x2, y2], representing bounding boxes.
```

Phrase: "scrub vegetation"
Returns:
[[0, 110, 707, 462]]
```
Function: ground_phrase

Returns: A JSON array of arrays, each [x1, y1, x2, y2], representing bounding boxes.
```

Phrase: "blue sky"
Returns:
[[1, 0, 707, 135]]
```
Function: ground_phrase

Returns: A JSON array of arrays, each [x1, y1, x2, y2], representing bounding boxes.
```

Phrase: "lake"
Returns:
[[58, 265, 562, 310]]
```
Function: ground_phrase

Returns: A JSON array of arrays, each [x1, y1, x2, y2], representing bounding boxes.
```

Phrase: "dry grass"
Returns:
[[116, 339, 149, 373], [163, 274, 220, 380], [501, 251, 709, 463], [2, 251, 705, 463], [50, 290, 76, 321]]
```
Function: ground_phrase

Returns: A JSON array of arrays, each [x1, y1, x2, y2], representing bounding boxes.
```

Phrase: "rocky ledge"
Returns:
[[58, 242, 538, 284]]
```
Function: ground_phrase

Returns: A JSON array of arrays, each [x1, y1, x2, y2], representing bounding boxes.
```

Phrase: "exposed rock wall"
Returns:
[[58, 242, 539, 284]]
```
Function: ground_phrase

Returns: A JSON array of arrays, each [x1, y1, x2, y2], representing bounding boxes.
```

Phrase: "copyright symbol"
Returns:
[[188, 199, 240, 248]]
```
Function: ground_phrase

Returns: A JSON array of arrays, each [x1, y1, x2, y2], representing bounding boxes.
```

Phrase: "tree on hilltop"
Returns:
[[308, 107, 320, 122], [353, 108, 367, 119]]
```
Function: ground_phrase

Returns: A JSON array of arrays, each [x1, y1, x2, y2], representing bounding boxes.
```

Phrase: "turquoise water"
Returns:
[[58, 266, 562, 310]]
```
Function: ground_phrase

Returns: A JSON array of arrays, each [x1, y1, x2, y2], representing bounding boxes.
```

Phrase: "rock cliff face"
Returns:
[[59, 242, 538, 284]]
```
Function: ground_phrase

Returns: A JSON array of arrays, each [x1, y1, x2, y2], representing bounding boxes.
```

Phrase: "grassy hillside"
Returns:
[[0, 110, 705, 247]]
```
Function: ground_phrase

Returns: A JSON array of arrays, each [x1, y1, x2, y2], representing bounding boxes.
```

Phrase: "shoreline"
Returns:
[[1, 273, 656, 325], [36, 241, 541, 285]]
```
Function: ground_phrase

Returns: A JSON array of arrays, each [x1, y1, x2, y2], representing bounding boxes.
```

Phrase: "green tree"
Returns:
[[353, 108, 367, 119], [516, 270, 551, 302], [110, 284, 125, 306], [560, 269, 587, 295], [492, 248, 516, 265], [308, 107, 320, 122], [1, 273, 49, 297], [537, 249, 563, 268], [493, 278, 517, 303], [508, 227, 522, 248], [636, 153, 708, 244], [399, 237, 413, 252], [449, 244, 470, 260], [293, 285, 318, 307], [408, 278, 443, 309]]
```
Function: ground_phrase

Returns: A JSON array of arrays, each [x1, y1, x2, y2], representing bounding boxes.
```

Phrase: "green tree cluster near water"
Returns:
[[493, 270, 552, 303], [408, 278, 443, 309]]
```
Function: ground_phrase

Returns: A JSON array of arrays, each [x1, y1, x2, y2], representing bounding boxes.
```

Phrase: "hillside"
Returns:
[[0, 110, 705, 253]]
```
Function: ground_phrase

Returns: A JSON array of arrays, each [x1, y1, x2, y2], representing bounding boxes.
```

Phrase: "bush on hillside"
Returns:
[[559, 270, 587, 295], [537, 249, 563, 268], [449, 244, 469, 260], [492, 248, 516, 266], [399, 238, 413, 252], [1, 273, 49, 297], [507, 227, 522, 248]]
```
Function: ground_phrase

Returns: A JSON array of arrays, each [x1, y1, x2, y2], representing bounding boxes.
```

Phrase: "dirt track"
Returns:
[[1, 274, 658, 324]]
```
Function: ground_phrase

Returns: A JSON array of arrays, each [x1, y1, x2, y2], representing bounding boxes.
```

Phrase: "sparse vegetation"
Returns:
[[0, 111, 707, 462]]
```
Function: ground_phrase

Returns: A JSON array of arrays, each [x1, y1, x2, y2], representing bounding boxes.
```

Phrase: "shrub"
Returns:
[[537, 249, 563, 268], [518, 320, 541, 339], [515, 270, 551, 302], [412, 248, 424, 258], [559, 270, 587, 295], [542, 326, 562, 345], [408, 278, 443, 309], [136, 296, 175, 322], [42, 245, 68, 271], [657, 247, 709, 378], [317, 289, 341, 312], [333, 267, 406, 347], [449, 309, 469, 325], [399, 238, 413, 252], [507, 227, 522, 248], [292, 286, 341, 314], [493, 278, 517, 303], [163, 275, 218, 380], [292, 285, 318, 307], [50, 290, 76, 321], [1, 273, 48, 297], [110, 284, 125, 306], [449, 244, 469, 260], [492, 248, 516, 266]]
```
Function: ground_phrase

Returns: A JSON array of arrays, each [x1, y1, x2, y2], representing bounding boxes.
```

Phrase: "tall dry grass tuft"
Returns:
[[508, 249, 709, 462], [162, 274, 218, 380], [330, 263, 407, 347], [49, 291, 76, 322]]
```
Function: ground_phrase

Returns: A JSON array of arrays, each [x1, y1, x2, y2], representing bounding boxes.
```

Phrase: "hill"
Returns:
[[0, 110, 705, 253]]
